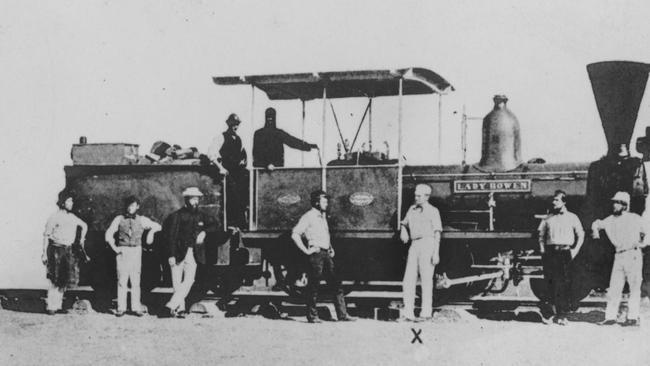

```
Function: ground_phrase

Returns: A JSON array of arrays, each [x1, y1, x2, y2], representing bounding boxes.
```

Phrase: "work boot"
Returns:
[[598, 319, 617, 326], [622, 318, 640, 327]]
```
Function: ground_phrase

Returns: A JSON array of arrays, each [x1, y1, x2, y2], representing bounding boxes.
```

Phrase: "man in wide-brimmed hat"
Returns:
[[162, 187, 208, 318], [592, 191, 647, 327], [42, 190, 88, 315]]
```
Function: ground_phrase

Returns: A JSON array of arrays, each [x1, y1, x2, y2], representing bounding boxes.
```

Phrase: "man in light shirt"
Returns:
[[592, 191, 647, 327], [538, 190, 584, 325], [291, 190, 355, 323], [105, 196, 161, 317], [42, 190, 88, 315], [400, 184, 442, 321]]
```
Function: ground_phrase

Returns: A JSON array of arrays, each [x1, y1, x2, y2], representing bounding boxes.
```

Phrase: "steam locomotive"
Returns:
[[64, 62, 650, 309]]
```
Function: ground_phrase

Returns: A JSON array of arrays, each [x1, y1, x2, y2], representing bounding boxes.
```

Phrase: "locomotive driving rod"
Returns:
[[435, 270, 505, 289]]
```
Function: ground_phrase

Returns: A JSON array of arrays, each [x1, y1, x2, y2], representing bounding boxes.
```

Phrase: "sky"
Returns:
[[2, 0, 650, 287]]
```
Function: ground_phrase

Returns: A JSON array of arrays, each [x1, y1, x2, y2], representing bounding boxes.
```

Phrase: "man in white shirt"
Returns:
[[400, 184, 442, 321], [42, 190, 88, 315], [105, 196, 161, 317], [592, 191, 647, 326], [291, 190, 355, 323]]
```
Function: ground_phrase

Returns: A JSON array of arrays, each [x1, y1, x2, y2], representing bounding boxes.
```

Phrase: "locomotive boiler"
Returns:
[[63, 62, 650, 309]]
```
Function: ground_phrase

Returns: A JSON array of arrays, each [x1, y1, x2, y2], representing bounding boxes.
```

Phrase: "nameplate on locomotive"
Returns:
[[453, 179, 532, 193]]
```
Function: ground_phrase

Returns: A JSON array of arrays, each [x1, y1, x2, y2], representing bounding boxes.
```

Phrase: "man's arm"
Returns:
[[42, 214, 56, 264], [291, 215, 318, 255], [280, 130, 317, 151], [591, 219, 604, 239], [140, 216, 162, 245], [75, 215, 88, 246], [167, 213, 180, 265], [571, 216, 585, 258], [105, 216, 122, 254], [537, 220, 547, 254], [431, 209, 442, 265], [399, 210, 410, 244], [207, 134, 228, 174]]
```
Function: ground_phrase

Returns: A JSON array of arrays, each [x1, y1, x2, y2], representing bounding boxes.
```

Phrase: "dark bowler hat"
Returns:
[[265, 107, 276, 118], [226, 113, 242, 126]]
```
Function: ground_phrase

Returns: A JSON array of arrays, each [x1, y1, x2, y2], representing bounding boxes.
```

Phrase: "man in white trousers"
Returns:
[[105, 196, 161, 316], [400, 184, 442, 321], [592, 191, 647, 327], [162, 187, 208, 318]]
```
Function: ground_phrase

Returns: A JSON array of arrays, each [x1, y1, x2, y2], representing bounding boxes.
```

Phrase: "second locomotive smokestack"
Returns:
[[478, 95, 522, 172], [587, 61, 650, 156]]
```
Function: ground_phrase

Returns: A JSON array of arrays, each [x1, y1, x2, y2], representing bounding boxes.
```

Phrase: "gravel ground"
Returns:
[[1, 304, 649, 366]]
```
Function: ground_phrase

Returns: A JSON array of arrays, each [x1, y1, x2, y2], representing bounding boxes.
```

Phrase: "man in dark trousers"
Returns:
[[253, 107, 318, 169], [162, 187, 208, 318], [538, 190, 584, 325], [208, 113, 248, 228], [291, 190, 356, 323]]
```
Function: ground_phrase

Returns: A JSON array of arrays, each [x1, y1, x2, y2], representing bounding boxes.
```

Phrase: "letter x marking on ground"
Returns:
[[411, 328, 423, 344]]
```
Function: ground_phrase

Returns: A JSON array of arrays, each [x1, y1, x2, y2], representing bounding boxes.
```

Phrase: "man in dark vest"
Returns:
[[253, 107, 318, 170], [208, 113, 248, 228]]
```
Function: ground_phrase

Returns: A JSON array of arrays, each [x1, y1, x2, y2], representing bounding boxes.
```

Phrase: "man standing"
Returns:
[[105, 196, 161, 317], [291, 190, 355, 323], [42, 190, 88, 315], [592, 191, 647, 327], [253, 107, 318, 169], [163, 187, 208, 318], [400, 184, 442, 321], [208, 113, 248, 228], [538, 190, 584, 325]]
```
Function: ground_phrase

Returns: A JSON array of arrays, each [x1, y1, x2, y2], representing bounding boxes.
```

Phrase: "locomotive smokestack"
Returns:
[[587, 61, 650, 156], [477, 95, 522, 172]]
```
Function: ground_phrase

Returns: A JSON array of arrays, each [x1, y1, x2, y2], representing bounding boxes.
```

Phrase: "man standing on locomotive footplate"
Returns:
[[538, 190, 584, 325], [592, 191, 647, 327], [291, 190, 356, 323], [400, 184, 442, 322]]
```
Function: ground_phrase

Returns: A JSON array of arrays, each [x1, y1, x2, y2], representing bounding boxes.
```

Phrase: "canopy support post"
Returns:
[[438, 94, 443, 164], [321, 87, 327, 191], [368, 98, 373, 152], [397, 78, 404, 229], [249, 84, 255, 231], [301, 99, 306, 167]]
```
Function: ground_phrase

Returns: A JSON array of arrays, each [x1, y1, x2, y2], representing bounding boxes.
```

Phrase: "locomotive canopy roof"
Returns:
[[212, 67, 454, 100]]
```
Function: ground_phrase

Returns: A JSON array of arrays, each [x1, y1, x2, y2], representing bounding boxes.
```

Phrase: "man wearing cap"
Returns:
[[42, 190, 88, 315], [538, 190, 584, 325], [162, 187, 208, 318], [253, 107, 318, 170], [105, 196, 161, 317], [592, 191, 647, 326], [400, 184, 442, 321], [208, 113, 248, 228], [291, 190, 356, 323]]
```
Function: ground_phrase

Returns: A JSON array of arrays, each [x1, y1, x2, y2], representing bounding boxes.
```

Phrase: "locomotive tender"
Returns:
[[65, 62, 650, 307]]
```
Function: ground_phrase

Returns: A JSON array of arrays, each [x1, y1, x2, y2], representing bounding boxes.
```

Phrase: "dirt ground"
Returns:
[[1, 302, 650, 366]]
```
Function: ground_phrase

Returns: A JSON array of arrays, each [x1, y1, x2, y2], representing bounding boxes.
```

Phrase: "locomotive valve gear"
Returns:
[[400, 184, 442, 321], [592, 191, 647, 325]]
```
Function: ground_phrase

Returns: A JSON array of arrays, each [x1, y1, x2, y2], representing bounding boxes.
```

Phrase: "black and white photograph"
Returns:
[[2, 1, 650, 365]]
